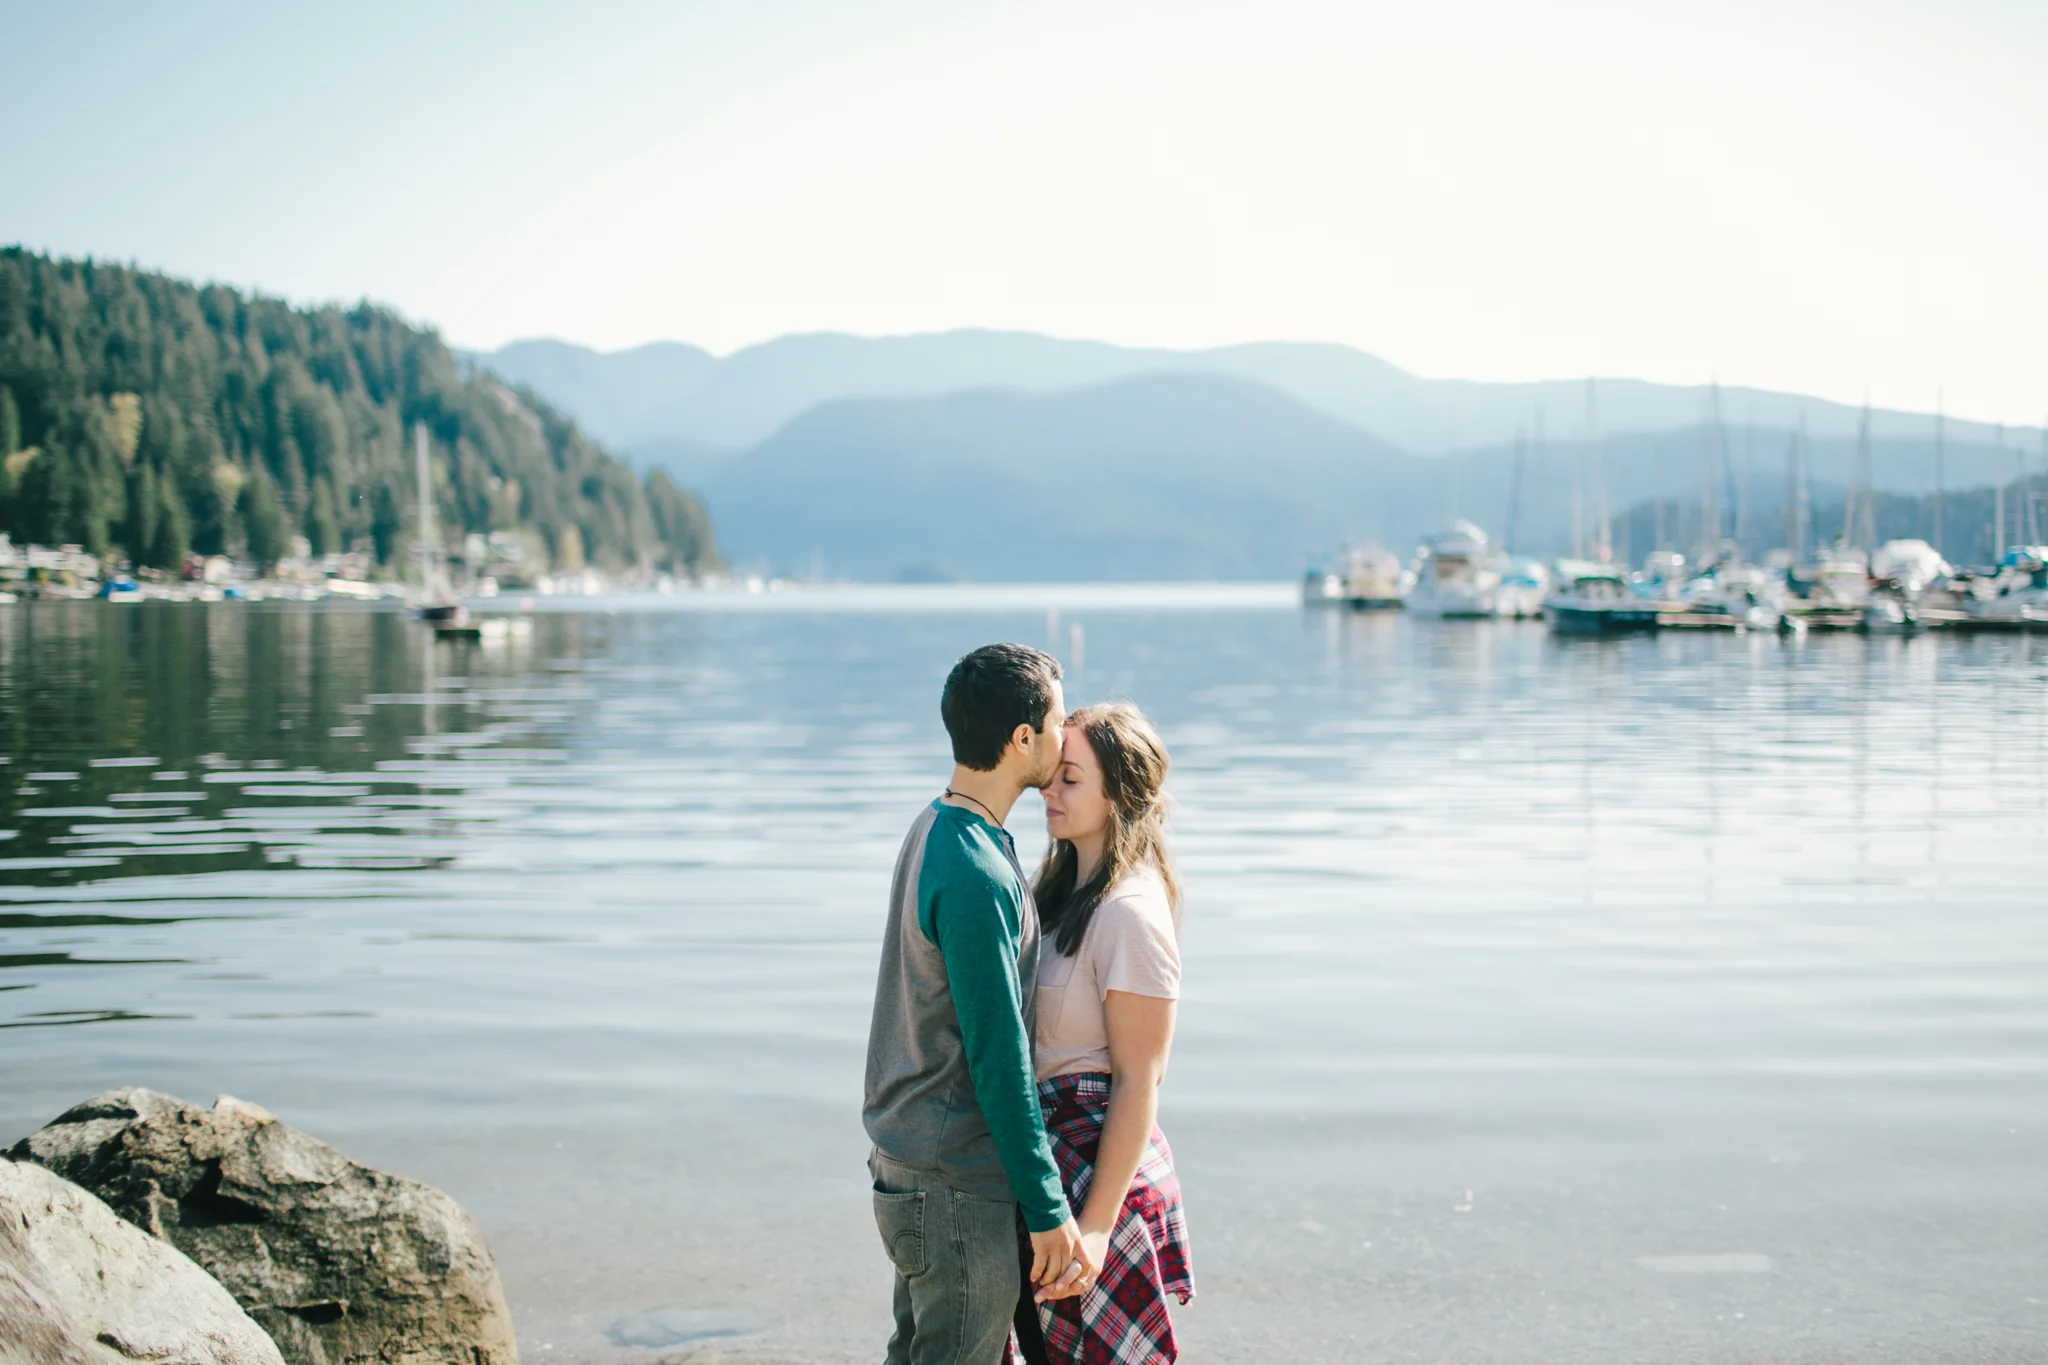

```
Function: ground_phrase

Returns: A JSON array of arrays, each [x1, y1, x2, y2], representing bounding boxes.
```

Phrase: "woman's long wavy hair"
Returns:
[[1033, 702, 1182, 956]]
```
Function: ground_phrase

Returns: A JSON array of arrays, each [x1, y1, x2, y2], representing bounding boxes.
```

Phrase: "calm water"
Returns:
[[3, 591, 2045, 1364]]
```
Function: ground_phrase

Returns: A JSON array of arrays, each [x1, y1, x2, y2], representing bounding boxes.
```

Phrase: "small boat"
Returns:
[[1335, 543, 1407, 610], [1303, 543, 1409, 609], [97, 576, 143, 603], [1495, 557, 1549, 619], [1301, 568, 1344, 608], [1409, 522, 1504, 618], [1870, 539, 1952, 595], [1543, 560, 1664, 634], [1958, 547, 2048, 629], [423, 604, 483, 640], [1779, 545, 1873, 631]]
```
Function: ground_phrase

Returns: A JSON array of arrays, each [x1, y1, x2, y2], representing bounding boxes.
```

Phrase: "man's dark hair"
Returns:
[[941, 643, 1063, 771]]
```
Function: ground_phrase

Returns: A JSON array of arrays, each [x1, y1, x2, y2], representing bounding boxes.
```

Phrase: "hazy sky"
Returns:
[[7, 0, 2045, 423]]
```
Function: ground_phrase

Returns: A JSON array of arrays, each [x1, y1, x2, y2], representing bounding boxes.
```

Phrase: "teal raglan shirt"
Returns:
[[917, 805, 1067, 1232]]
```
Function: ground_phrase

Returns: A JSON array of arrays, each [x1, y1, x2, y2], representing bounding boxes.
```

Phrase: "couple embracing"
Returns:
[[864, 643, 1195, 1365]]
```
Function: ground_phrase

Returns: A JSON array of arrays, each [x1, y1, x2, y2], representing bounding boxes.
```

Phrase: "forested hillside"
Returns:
[[0, 249, 715, 575]]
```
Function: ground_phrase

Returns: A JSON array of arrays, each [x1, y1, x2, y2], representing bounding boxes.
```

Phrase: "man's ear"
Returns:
[[1010, 722, 1035, 756]]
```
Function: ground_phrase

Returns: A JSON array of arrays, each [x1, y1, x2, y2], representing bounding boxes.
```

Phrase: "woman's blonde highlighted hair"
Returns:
[[1033, 701, 1181, 956]]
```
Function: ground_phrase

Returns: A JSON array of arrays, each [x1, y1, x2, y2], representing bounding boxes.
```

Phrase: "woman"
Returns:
[[1011, 702, 1194, 1365]]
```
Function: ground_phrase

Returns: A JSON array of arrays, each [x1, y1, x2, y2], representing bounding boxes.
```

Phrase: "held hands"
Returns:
[[1029, 1216, 1107, 1303]]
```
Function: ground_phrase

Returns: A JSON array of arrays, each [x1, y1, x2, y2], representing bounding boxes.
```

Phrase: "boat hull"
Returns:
[[1544, 602, 1664, 634]]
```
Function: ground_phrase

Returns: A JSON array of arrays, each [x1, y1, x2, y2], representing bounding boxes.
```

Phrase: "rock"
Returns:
[[11, 1089, 519, 1365], [0, 1156, 285, 1365]]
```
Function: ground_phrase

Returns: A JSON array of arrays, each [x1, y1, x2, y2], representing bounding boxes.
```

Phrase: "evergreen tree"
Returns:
[[240, 467, 289, 568], [306, 478, 341, 557], [146, 474, 189, 570], [0, 385, 18, 456]]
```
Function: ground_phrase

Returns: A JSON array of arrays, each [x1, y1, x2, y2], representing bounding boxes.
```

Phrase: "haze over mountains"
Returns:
[[477, 331, 2037, 581]]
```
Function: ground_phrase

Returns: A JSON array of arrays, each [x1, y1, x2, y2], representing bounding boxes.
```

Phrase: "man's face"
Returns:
[[1023, 680, 1066, 790]]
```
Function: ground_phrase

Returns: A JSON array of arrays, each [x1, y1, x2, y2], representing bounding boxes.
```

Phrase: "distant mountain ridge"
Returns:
[[697, 372, 1414, 581], [692, 372, 2022, 581], [473, 327, 2035, 581], [478, 328, 2027, 459]]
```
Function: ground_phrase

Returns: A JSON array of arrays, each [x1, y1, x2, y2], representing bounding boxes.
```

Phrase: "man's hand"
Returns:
[[1027, 1218, 1085, 1300], [1030, 1217, 1103, 1303]]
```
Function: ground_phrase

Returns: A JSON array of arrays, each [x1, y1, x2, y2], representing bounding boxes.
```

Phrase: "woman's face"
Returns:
[[1043, 723, 1114, 847]]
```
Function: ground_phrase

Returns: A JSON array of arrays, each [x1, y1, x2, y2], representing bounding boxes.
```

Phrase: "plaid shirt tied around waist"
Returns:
[[1010, 1071, 1195, 1365]]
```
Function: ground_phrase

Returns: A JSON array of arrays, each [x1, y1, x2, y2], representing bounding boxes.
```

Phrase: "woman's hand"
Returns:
[[1076, 1221, 1113, 1286], [1037, 1219, 1112, 1302]]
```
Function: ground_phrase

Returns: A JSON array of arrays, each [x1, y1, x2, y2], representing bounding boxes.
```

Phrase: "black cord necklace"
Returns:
[[943, 788, 1002, 826]]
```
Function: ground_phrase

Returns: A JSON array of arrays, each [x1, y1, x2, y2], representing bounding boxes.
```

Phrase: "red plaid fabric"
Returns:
[[1009, 1072, 1195, 1365]]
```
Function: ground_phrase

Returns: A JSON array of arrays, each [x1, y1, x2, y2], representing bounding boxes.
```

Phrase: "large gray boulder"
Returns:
[[0, 1157, 285, 1365], [11, 1089, 518, 1365]]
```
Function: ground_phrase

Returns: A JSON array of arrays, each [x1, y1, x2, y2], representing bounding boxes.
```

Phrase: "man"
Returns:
[[864, 643, 1097, 1364]]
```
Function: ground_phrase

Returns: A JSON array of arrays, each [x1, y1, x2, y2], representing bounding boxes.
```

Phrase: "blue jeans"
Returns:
[[870, 1148, 1021, 1365]]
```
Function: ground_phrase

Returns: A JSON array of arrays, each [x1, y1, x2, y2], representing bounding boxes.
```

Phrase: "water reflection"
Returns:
[[0, 603, 570, 892], [3, 593, 2046, 1359]]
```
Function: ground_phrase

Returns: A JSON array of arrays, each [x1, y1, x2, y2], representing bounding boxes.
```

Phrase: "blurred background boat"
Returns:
[[1408, 521, 1505, 618]]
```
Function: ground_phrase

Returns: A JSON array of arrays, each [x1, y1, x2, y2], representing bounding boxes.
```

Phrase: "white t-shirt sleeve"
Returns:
[[1089, 875, 1181, 1001]]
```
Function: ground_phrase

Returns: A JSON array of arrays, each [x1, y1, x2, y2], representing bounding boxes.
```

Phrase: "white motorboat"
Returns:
[[1543, 560, 1664, 634], [1409, 522, 1504, 618], [1495, 557, 1550, 619], [1871, 539, 1953, 595], [1336, 543, 1407, 609]]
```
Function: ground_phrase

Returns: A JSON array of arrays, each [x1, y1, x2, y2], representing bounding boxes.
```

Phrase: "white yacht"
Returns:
[[1408, 522, 1504, 618]]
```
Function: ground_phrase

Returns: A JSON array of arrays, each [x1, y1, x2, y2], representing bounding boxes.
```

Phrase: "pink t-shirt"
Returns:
[[1033, 866, 1181, 1082]]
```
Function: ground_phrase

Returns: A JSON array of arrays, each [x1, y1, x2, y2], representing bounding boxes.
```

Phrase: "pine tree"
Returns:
[[240, 468, 289, 568], [146, 475, 190, 570], [306, 479, 341, 557]]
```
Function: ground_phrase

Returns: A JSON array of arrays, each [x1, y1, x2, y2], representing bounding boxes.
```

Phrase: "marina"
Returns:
[[1306, 521, 2048, 636]]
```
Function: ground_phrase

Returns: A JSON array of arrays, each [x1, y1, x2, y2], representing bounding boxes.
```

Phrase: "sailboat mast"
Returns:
[[1994, 424, 2006, 559], [1588, 378, 1610, 562], [1794, 412, 1811, 559], [414, 420, 437, 598], [2037, 423, 2047, 545], [1505, 427, 1526, 555], [1700, 384, 1723, 558], [1784, 426, 1799, 559], [1932, 393, 1945, 558], [1715, 385, 1739, 551], [1571, 390, 1585, 560], [1842, 401, 1873, 551], [1856, 401, 1875, 551], [1738, 404, 1754, 548]]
